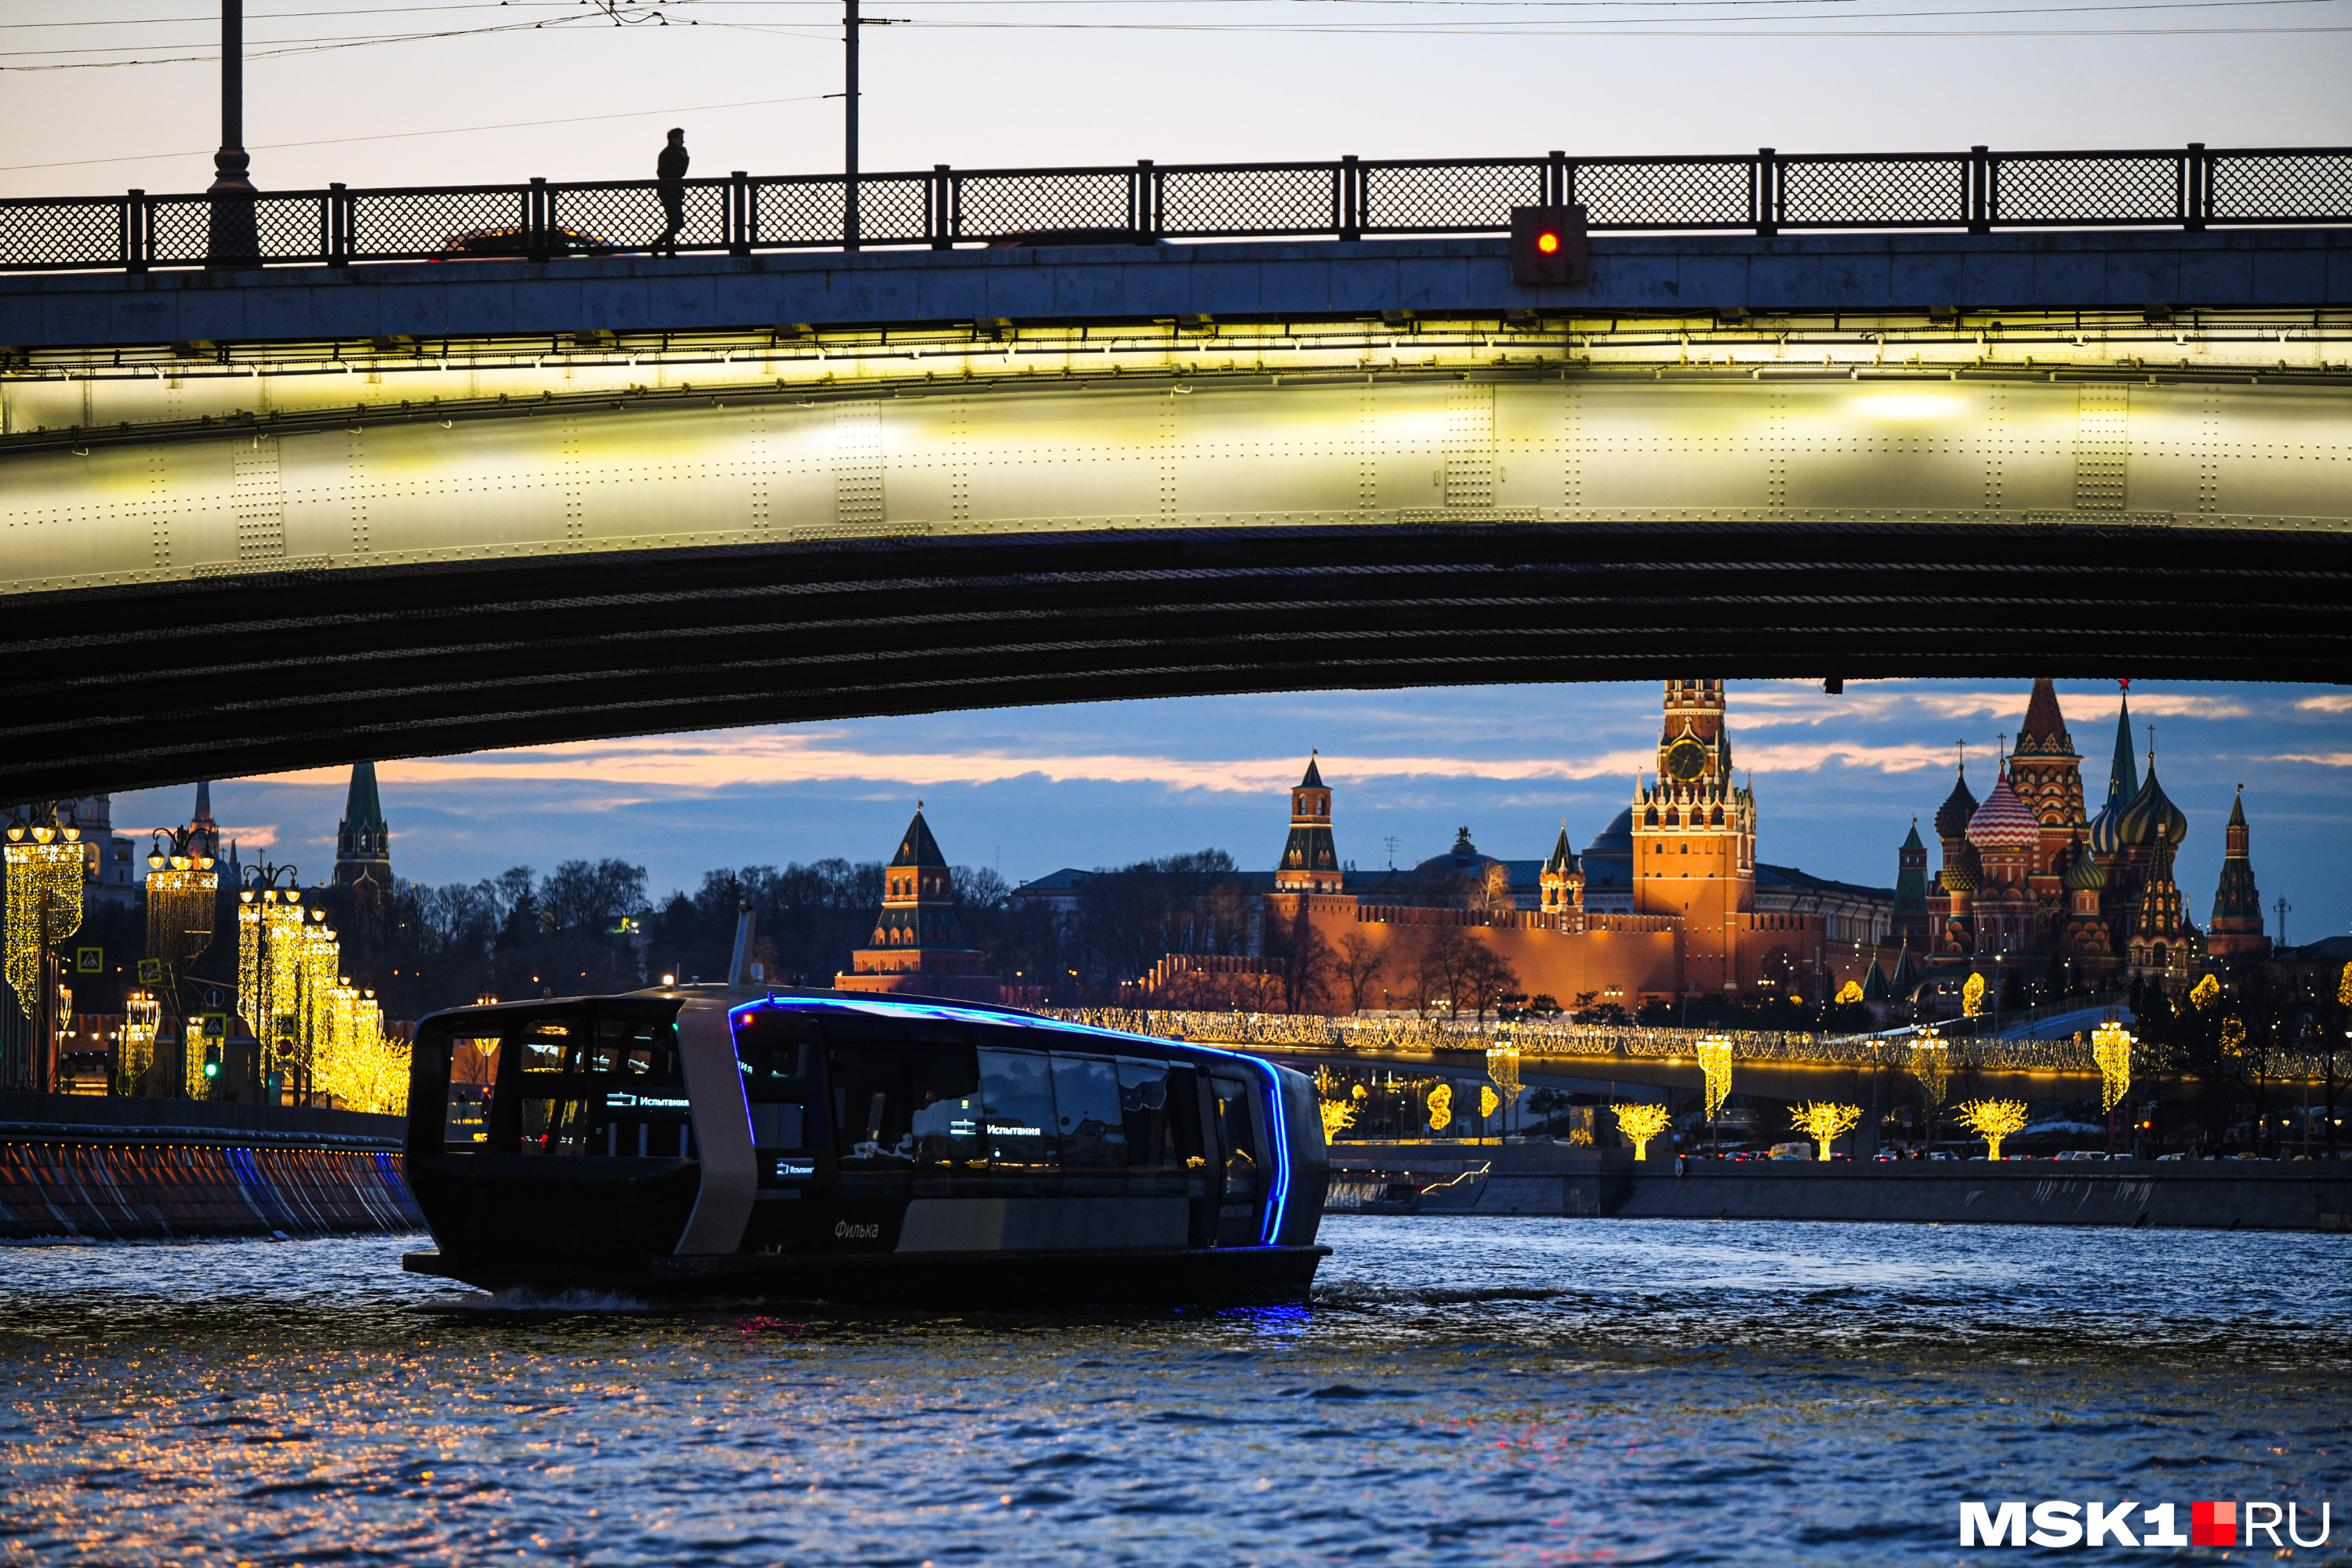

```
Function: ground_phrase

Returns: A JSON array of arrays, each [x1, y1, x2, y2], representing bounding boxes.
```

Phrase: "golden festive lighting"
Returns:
[[1696, 1035, 1733, 1123], [1486, 1035, 1523, 1108], [2090, 1018, 2133, 1114], [1792, 1102, 1863, 1160], [2338, 961, 2351, 1009], [120, 989, 160, 1087], [143, 840, 217, 974], [1426, 1083, 1454, 1133], [2190, 973, 2221, 1011], [4, 819, 84, 1022], [1961, 972, 1987, 1018], [2220, 1015, 2247, 1057], [1318, 1098, 1356, 1141], [1612, 1102, 1674, 1160], [1956, 1098, 2029, 1160], [1479, 1084, 1500, 1120], [1908, 1033, 1951, 1132], [1835, 980, 1865, 1006]]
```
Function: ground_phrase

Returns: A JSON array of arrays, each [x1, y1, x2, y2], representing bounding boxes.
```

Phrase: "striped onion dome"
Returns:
[[2117, 765, 2190, 851], [2062, 836, 2108, 891], [2088, 787, 2131, 855], [1965, 766, 2041, 851]]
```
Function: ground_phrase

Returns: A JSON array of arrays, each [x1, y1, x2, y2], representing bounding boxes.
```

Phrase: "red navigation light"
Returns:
[[1509, 205, 1588, 287]]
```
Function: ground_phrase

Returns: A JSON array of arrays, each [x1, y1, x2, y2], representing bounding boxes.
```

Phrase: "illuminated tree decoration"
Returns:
[[2220, 1015, 2247, 1057], [1907, 1033, 1951, 1133], [2090, 1018, 2134, 1114], [2339, 961, 2352, 1009], [2189, 973, 2221, 1011], [1956, 1098, 2029, 1160], [1318, 1098, 1356, 1142], [1696, 1035, 1733, 1122], [1835, 980, 1865, 1006], [1792, 1102, 1863, 1160], [1479, 1083, 1501, 1120], [1961, 972, 1987, 1018], [1426, 1083, 1454, 1133], [4, 821, 85, 1021], [1613, 1102, 1674, 1160]]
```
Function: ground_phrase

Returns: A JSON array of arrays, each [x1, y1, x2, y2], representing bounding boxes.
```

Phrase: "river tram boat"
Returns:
[[400, 984, 1330, 1307]]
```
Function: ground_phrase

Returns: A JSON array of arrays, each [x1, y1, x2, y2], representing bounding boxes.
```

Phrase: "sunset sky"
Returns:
[[108, 678, 2352, 945]]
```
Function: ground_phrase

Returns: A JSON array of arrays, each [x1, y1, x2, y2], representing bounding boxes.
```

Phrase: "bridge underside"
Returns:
[[2, 309, 2347, 799]]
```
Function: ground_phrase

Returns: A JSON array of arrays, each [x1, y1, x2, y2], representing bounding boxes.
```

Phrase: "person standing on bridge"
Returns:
[[654, 128, 689, 256]]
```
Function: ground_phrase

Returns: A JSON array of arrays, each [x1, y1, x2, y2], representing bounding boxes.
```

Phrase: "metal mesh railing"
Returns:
[[2, 143, 2343, 273]]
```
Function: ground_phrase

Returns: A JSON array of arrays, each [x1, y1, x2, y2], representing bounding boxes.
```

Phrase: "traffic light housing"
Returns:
[[202, 1044, 221, 1081], [1510, 205, 1589, 287]]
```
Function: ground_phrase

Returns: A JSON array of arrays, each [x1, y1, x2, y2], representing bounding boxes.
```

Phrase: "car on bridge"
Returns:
[[434, 225, 628, 262]]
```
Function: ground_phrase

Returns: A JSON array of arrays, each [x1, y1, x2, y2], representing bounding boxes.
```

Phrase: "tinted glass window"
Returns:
[[741, 1036, 811, 1151], [906, 1048, 985, 1170], [1117, 1056, 1185, 1173], [977, 1046, 1060, 1174], [444, 1033, 501, 1146], [1051, 1054, 1127, 1171], [1214, 1074, 1261, 1199], [830, 1045, 911, 1169]]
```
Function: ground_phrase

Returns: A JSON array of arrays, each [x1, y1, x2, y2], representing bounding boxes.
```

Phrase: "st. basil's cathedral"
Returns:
[[1888, 678, 2267, 997]]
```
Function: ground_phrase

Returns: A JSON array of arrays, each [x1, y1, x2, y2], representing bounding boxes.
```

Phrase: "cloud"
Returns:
[[2267, 752, 2352, 768], [253, 725, 1970, 800], [2296, 695, 2352, 713]]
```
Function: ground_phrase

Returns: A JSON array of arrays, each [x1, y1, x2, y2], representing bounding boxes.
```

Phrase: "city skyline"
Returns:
[[103, 676, 2352, 944]]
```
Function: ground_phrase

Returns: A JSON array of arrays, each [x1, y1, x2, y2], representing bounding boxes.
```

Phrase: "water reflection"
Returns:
[[2, 1219, 2347, 1565]]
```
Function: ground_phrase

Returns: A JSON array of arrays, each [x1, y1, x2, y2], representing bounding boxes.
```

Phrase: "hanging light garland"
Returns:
[[1696, 1034, 1733, 1123], [143, 830, 217, 975], [5, 815, 85, 1022], [2090, 1017, 2134, 1115]]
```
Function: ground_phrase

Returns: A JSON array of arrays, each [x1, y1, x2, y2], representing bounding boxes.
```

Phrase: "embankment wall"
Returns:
[[0, 1092, 423, 1241], [1327, 1142, 2352, 1232]]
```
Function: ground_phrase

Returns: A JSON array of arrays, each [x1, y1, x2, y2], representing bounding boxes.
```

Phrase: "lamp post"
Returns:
[[144, 825, 219, 1094], [207, 0, 260, 267], [2092, 1013, 2134, 1158]]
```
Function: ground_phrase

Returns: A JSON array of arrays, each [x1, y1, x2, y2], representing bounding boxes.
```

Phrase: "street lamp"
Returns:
[[2092, 1014, 2134, 1157]]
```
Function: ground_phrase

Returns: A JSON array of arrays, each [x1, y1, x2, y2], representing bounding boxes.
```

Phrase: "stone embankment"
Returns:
[[1327, 1141, 2352, 1232], [0, 1092, 422, 1242]]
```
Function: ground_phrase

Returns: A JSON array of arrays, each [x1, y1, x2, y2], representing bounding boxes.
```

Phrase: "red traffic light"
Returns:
[[1510, 205, 1588, 287]]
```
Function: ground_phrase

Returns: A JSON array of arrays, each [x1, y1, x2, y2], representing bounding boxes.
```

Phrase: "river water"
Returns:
[[3, 1218, 2349, 1566]]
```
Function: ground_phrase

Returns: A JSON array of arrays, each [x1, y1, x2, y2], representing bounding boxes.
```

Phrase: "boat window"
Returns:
[[1213, 1074, 1261, 1199], [487, 1007, 688, 1158], [444, 1034, 501, 1146], [907, 1049, 985, 1170], [742, 1036, 811, 1151], [977, 1045, 1060, 1174], [1051, 1054, 1127, 1171], [1117, 1056, 1187, 1173]]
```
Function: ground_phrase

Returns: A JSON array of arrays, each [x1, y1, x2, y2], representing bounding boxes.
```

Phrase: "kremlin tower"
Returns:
[[1632, 679, 1756, 993]]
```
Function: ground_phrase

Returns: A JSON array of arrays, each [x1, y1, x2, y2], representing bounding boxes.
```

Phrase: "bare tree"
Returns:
[[1266, 900, 1338, 1015], [1336, 931, 1388, 1015], [1461, 941, 1521, 1025]]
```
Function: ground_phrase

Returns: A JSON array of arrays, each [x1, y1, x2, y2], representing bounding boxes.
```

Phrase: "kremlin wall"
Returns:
[[844, 677, 2268, 1015]]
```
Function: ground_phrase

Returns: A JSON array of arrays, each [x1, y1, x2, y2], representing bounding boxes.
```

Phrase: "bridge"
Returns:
[[2, 145, 2349, 800]]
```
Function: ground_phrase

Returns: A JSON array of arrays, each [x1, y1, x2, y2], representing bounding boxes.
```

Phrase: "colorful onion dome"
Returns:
[[1940, 843, 1982, 894], [2061, 836, 2108, 891], [1933, 766, 1979, 840], [2118, 764, 2190, 851], [2088, 789, 2129, 855], [1965, 767, 2040, 851]]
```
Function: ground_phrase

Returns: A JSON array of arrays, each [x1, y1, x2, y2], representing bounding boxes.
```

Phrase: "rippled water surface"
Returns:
[[5, 1219, 2350, 1566]]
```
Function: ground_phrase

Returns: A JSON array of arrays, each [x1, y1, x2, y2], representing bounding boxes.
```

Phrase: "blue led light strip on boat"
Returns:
[[728, 996, 1294, 1248]]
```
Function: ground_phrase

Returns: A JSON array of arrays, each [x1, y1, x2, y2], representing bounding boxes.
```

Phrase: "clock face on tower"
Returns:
[[1663, 736, 1709, 783]]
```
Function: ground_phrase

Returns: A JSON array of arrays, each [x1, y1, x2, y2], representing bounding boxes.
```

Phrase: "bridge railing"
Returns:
[[3, 143, 2347, 274]]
